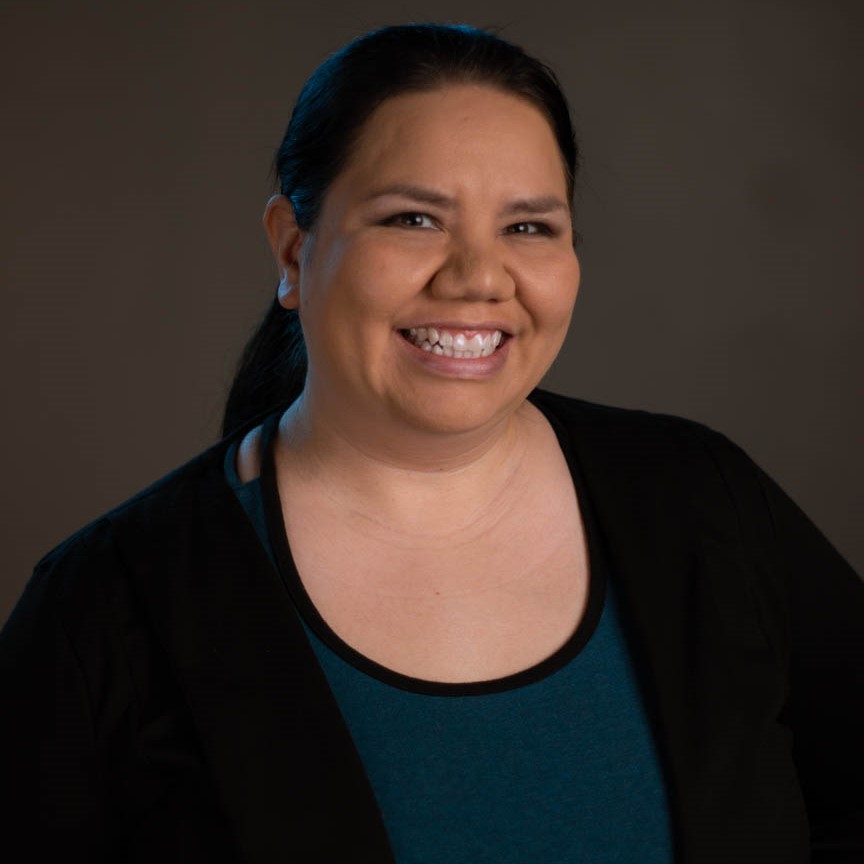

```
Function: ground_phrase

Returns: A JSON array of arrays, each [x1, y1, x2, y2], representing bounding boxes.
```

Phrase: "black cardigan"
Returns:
[[2, 391, 863, 862]]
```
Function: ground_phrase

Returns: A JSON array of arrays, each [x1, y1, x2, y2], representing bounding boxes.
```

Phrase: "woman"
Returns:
[[2, 23, 862, 863]]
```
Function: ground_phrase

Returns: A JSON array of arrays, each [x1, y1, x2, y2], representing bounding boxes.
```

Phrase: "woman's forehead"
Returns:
[[332, 85, 569, 201]]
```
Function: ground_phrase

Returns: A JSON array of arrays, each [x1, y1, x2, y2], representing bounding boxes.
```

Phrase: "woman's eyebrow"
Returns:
[[363, 184, 456, 208], [362, 185, 569, 216], [500, 196, 569, 217]]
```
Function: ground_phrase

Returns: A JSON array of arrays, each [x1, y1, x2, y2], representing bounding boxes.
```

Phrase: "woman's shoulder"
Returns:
[[45, 439, 230, 558], [6, 439, 239, 637], [531, 388, 792, 549], [534, 388, 859, 577]]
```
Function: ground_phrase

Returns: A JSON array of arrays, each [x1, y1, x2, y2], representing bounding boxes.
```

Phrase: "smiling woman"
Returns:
[[2, 22, 863, 864]]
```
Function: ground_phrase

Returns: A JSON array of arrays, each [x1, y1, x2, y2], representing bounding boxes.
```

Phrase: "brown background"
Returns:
[[2, 0, 862, 623]]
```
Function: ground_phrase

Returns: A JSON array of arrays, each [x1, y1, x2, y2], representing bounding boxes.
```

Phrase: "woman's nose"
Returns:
[[428, 236, 515, 302]]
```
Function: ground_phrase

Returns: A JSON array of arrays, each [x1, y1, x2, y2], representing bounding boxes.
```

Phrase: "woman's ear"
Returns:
[[263, 194, 305, 310]]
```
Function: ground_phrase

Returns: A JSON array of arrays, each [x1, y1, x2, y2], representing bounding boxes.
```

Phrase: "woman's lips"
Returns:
[[400, 326, 505, 359]]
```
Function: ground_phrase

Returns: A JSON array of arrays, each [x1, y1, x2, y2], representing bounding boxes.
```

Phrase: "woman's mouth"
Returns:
[[400, 327, 505, 359]]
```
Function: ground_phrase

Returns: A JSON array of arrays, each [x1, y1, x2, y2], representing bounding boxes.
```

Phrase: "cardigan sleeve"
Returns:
[[0, 541, 114, 860], [761, 471, 864, 862], [0, 521, 240, 863], [704, 431, 864, 862]]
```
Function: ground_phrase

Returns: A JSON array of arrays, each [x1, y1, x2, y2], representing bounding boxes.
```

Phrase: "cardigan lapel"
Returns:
[[110, 449, 394, 863], [536, 393, 697, 860], [537, 391, 804, 863]]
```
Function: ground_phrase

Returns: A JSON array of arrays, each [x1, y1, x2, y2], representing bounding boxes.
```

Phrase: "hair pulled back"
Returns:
[[222, 23, 579, 437]]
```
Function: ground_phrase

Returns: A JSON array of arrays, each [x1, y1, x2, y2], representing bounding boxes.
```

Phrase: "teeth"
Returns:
[[403, 327, 504, 359]]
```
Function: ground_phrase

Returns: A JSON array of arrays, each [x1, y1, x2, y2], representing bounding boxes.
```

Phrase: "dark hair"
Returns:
[[222, 23, 579, 437]]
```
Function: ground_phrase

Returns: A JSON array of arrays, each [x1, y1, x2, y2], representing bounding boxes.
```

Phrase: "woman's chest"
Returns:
[[283, 476, 590, 682]]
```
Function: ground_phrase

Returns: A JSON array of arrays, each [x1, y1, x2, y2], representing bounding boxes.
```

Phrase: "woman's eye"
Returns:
[[505, 221, 552, 236], [385, 212, 436, 229]]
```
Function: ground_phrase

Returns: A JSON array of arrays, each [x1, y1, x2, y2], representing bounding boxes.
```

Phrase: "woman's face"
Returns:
[[270, 84, 580, 439]]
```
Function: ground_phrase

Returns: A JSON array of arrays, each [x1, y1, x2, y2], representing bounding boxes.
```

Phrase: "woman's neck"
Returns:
[[275, 393, 546, 535]]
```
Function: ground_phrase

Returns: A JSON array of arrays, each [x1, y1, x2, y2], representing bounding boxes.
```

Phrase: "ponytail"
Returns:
[[221, 298, 306, 437]]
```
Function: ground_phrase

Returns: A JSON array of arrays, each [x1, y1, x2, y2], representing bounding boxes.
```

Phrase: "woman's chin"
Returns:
[[379, 382, 529, 442]]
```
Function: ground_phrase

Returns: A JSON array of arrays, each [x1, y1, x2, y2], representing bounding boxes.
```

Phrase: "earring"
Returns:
[[277, 274, 299, 310]]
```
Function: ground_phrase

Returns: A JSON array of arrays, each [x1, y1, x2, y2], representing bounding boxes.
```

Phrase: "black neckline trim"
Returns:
[[258, 393, 609, 697]]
